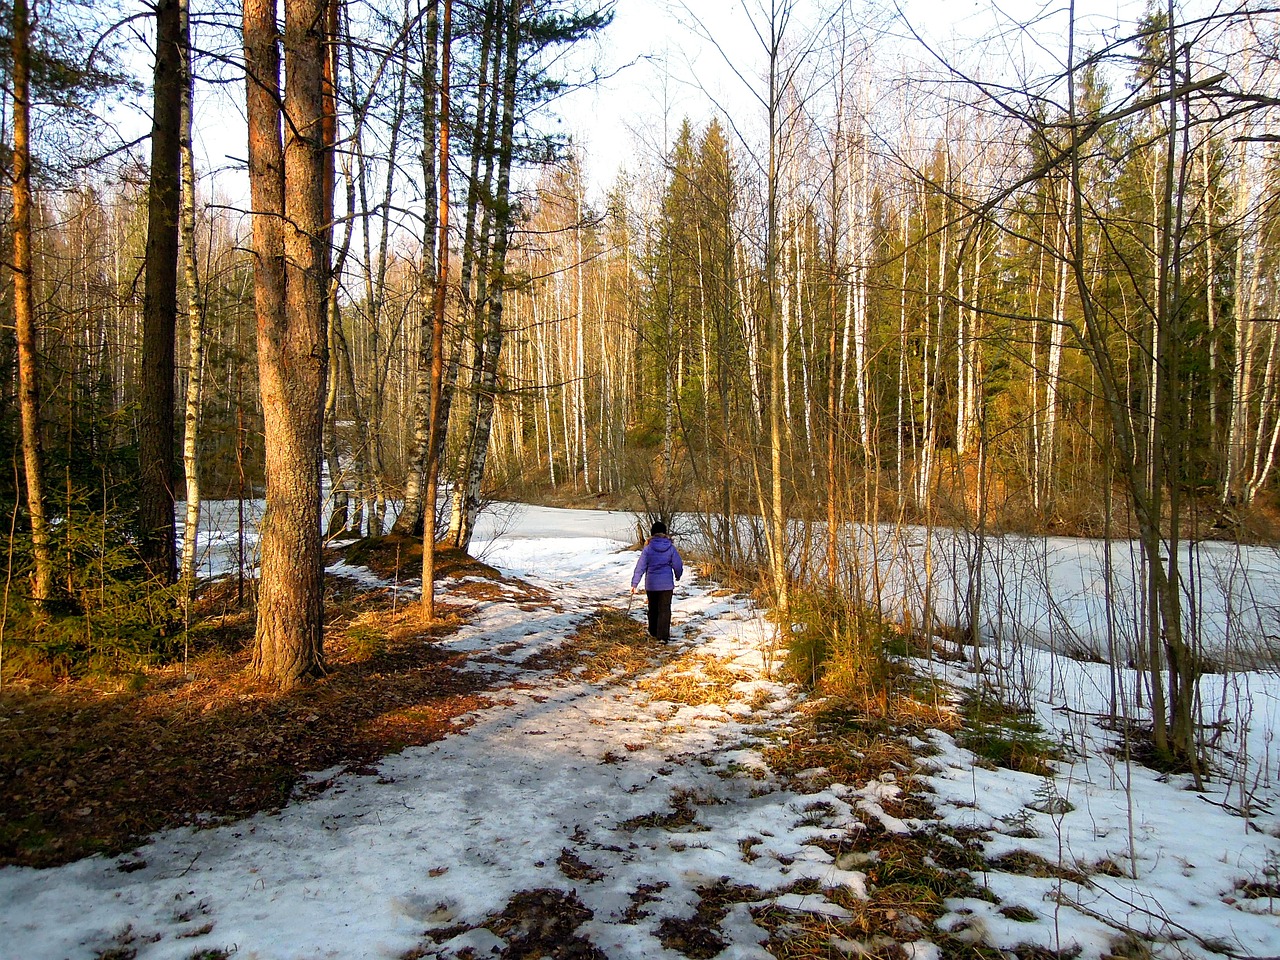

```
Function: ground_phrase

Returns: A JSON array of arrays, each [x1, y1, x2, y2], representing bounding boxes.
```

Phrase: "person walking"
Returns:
[[631, 520, 684, 642]]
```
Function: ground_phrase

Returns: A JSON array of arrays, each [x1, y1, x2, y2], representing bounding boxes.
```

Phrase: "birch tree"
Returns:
[[179, 0, 206, 584], [421, 0, 451, 621]]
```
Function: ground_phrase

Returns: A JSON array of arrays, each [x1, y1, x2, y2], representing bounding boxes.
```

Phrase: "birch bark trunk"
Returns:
[[444, 0, 500, 543], [179, 0, 206, 583], [392, 0, 439, 537], [421, 0, 452, 622]]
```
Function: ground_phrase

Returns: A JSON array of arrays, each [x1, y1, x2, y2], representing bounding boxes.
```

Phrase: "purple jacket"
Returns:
[[632, 535, 684, 592]]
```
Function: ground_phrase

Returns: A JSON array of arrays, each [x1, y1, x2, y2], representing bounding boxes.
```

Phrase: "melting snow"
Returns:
[[1, 505, 1277, 958]]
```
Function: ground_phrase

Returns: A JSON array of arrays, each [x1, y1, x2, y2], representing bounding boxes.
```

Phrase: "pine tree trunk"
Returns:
[[140, 0, 183, 585], [246, 0, 330, 687]]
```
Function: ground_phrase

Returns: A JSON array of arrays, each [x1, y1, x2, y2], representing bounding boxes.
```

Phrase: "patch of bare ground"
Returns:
[[654, 880, 770, 958], [0, 544, 522, 868], [524, 609, 760, 713], [750, 699, 1002, 958], [761, 701, 948, 797], [333, 538, 553, 607], [522, 607, 664, 681], [413, 888, 605, 959]]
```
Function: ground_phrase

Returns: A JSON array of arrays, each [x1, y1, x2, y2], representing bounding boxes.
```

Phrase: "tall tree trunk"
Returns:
[[246, 0, 331, 687], [849, 128, 870, 450], [140, 0, 183, 585], [179, 0, 206, 583], [393, 0, 440, 537], [350, 29, 408, 538], [1062, 0, 1200, 768], [325, 103, 361, 538], [826, 217, 840, 590], [454, 0, 521, 551], [447, 0, 502, 544], [323, 302, 349, 538], [421, 0, 452, 622], [1225, 136, 1266, 504], [10, 0, 52, 606], [765, 7, 788, 613], [323, 0, 354, 539]]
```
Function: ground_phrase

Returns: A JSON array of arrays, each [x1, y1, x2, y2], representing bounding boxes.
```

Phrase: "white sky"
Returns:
[[171, 0, 1171, 220], [559, 0, 1152, 199]]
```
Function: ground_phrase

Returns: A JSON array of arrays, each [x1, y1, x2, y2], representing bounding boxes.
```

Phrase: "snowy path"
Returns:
[[0, 534, 885, 959]]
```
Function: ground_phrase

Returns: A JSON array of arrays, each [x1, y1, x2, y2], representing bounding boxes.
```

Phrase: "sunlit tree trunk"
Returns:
[[349, 31, 409, 537], [765, 2, 789, 612], [848, 125, 870, 451], [394, 0, 440, 538], [455, 0, 521, 551], [246, 0, 331, 686], [10, 0, 52, 606], [322, 0, 349, 541], [445, 0, 500, 543], [421, 0, 451, 621]]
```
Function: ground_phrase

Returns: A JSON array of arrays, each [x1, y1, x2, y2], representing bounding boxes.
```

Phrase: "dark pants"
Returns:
[[646, 590, 673, 641]]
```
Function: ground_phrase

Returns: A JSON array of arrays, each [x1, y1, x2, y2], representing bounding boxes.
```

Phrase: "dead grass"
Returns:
[[411, 887, 605, 959], [655, 880, 770, 959], [753, 826, 1000, 959], [638, 653, 753, 708], [987, 850, 1092, 886], [760, 701, 922, 793], [523, 607, 661, 681], [618, 786, 713, 832]]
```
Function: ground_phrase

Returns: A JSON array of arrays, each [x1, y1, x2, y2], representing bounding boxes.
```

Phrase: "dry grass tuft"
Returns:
[[638, 654, 753, 708], [987, 850, 1091, 885], [890, 692, 962, 731], [753, 828, 993, 958], [619, 786, 716, 832], [656, 880, 769, 959], [761, 701, 922, 791], [523, 607, 659, 681]]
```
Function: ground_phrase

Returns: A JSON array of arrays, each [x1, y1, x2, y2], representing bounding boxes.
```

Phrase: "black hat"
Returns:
[[651, 520, 667, 536]]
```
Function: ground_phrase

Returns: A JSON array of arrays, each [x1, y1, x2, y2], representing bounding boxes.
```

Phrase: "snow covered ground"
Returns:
[[6, 505, 1276, 959], [190, 498, 1280, 664], [839, 524, 1280, 666]]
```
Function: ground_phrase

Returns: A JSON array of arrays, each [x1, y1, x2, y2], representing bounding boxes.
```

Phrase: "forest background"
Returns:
[[3, 0, 1280, 776]]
